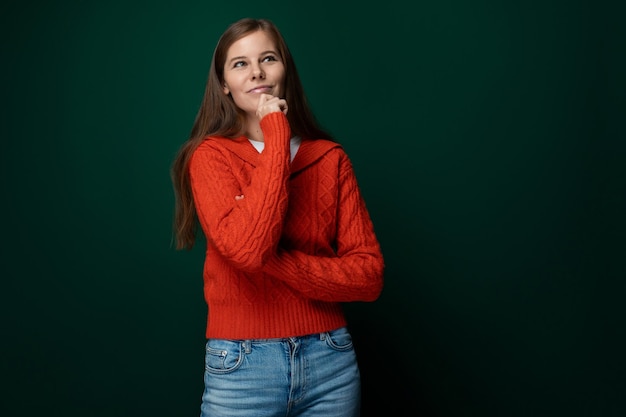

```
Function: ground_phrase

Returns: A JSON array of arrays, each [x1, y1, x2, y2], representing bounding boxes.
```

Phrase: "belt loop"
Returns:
[[242, 340, 251, 354], [320, 332, 327, 341]]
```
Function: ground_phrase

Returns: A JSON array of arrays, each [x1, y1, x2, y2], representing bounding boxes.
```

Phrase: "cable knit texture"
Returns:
[[189, 112, 384, 339]]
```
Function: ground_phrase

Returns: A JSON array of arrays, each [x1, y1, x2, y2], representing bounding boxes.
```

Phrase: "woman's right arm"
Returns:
[[189, 112, 291, 271]]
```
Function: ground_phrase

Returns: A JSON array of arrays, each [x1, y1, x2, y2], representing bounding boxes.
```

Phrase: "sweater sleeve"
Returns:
[[189, 112, 291, 271], [262, 152, 384, 302]]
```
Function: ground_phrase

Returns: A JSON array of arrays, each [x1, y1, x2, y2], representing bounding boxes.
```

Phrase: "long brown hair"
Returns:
[[171, 18, 332, 250]]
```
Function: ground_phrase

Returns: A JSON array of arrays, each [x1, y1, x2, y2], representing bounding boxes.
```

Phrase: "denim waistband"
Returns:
[[236, 327, 347, 353]]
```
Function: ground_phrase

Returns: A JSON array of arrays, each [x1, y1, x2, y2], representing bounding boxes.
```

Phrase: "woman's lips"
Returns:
[[248, 85, 273, 94]]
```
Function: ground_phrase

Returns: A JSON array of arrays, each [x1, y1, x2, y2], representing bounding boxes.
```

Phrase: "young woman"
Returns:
[[171, 17, 384, 417]]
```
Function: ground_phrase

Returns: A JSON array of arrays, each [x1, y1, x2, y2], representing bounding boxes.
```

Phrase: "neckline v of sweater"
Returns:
[[213, 136, 342, 175], [248, 136, 302, 162]]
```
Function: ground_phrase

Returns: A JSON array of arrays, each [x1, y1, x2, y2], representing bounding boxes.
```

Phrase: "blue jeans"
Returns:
[[200, 327, 361, 417]]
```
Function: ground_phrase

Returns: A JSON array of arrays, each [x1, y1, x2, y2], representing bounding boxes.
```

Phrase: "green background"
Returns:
[[3, 0, 624, 416]]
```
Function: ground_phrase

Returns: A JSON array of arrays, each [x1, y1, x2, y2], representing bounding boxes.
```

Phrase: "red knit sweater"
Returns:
[[189, 112, 384, 339]]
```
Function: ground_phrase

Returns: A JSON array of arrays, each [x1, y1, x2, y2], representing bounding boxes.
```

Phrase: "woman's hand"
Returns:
[[255, 94, 288, 120]]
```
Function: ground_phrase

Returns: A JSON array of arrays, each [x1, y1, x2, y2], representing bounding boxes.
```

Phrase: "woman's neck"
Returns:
[[245, 117, 263, 142]]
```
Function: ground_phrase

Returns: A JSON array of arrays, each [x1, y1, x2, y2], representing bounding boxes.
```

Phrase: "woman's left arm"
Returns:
[[262, 153, 384, 302]]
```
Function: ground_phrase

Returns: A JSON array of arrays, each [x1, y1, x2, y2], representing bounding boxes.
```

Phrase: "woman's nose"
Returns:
[[251, 65, 265, 79]]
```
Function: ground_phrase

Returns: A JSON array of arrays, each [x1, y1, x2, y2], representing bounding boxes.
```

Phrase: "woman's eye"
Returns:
[[233, 61, 246, 68], [262, 55, 277, 62]]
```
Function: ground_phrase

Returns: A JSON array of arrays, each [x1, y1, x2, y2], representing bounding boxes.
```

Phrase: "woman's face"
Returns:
[[222, 30, 285, 115]]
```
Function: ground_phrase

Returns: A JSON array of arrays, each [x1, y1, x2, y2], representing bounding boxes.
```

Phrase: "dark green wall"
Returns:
[[3, 1, 624, 416]]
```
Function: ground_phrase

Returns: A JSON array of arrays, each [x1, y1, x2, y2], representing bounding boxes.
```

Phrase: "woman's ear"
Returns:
[[223, 84, 230, 95]]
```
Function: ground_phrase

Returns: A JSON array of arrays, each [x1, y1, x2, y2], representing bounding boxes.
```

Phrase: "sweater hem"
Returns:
[[204, 300, 346, 340]]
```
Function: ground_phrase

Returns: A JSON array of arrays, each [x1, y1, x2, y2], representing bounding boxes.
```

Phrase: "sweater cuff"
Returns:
[[260, 112, 291, 150]]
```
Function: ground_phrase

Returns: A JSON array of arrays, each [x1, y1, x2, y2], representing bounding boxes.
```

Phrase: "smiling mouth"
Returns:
[[248, 85, 273, 94]]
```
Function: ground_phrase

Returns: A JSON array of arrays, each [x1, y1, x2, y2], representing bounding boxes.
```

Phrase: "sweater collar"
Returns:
[[214, 136, 342, 175]]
